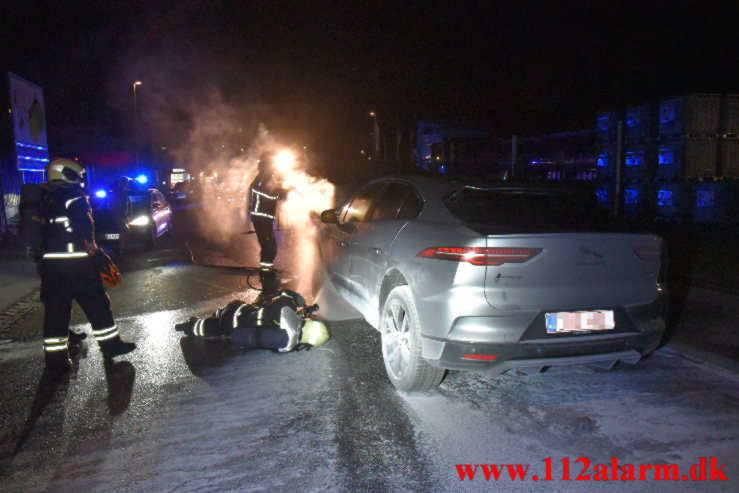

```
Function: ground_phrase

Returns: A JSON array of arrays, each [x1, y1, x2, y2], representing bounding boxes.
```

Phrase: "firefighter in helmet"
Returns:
[[175, 290, 330, 352], [248, 151, 287, 294], [37, 158, 136, 371]]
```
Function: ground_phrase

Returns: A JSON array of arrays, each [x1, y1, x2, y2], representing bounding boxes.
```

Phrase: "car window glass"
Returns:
[[444, 187, 623, 233], [340, 183, 384, 224], [397, 188, 423, 220], [369, 183, 411, 221]]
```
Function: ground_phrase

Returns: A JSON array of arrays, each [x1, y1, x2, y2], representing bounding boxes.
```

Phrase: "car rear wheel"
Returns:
[[381, 286, 444, 392]]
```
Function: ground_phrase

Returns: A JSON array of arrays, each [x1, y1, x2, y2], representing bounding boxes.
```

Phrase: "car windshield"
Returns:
[[128, 190, 148, 201], [125, 190, 150, 214], [444, 186, 623, 234]]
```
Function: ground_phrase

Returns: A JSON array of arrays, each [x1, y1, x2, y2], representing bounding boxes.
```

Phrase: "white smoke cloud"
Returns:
[[111, 25, 336, 296]]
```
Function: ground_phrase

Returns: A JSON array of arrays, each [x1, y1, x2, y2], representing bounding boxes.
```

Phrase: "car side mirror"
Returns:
[[320, 209, 338, 224]]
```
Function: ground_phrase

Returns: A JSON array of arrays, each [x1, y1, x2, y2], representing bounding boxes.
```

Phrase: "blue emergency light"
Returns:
[[95, 190, 107, 198], [135, 174, 148, 184]]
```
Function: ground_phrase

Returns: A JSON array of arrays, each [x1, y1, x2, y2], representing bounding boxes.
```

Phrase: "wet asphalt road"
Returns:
[[0, 208, 738, 492]]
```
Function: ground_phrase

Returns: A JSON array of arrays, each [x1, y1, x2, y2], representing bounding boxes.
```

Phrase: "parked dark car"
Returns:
[[93, 188, 172, 251], [319, 176, 667, 391]]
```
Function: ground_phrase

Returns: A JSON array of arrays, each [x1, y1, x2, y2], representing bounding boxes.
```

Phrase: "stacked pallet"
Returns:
[[595, 94, 738, 223]]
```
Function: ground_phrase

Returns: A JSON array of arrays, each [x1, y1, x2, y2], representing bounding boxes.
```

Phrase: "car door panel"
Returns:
[[348, 220, 407, 319], [323, 183, 385, 299], [347, 182, 423, 319]]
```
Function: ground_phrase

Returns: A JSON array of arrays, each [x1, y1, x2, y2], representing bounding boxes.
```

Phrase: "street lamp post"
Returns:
[[369, 111, 379, 158], [133, 81, 142, 170]]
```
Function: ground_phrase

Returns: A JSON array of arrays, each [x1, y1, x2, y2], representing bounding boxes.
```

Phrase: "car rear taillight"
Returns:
[[416, 247, 542, 266]]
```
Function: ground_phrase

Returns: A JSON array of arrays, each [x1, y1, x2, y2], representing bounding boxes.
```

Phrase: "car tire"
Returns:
[[380, 285, 444, 392]]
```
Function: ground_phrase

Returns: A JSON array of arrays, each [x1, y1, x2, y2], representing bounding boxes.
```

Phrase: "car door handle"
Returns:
[[368, 247, 384, 255]]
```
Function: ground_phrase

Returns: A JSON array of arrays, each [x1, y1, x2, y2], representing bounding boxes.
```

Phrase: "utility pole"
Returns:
[[369, 112, 379, 159], [614, 120, 624, 217], [133, 81, 142, 172]]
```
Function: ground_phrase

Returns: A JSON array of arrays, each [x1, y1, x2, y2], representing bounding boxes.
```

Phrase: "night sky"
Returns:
[[2, 0, 737, 162]]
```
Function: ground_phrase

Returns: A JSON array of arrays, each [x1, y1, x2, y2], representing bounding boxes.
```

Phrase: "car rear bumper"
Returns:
[[422, 330, 663, 373], [420, 292, 667, 373]]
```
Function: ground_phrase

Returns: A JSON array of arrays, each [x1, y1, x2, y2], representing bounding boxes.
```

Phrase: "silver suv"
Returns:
[[320, 176, 667, 391]]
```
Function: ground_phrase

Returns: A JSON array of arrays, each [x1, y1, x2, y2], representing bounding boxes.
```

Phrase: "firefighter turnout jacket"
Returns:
[[41, 181, 95, 259], [248, 171, 284, 221]]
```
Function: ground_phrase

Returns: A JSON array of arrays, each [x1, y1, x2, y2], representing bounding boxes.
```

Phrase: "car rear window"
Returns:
[[444, 187, 623, 234]]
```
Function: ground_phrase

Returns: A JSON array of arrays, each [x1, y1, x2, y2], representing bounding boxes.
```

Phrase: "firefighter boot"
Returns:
[[175, 317, 197, 335], [260, 269, 279, 296], [45, 350, 73, 373], [99, 336, 137, 360], [68, 330, 87, 349]]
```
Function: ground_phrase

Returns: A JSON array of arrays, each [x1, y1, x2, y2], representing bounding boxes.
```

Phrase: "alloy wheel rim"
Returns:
[[382, 299, 411, 379]]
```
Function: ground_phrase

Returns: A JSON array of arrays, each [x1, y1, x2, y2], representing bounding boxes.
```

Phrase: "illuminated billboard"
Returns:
[[8, 72, 49, 171]]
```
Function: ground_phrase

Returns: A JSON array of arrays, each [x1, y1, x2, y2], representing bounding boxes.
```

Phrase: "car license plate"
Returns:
[[545, 310, 615, 333], [102, 233, 120, 240]]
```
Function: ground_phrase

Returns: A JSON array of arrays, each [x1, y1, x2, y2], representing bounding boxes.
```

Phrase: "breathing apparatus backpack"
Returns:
[[18, 182, 49, 257]]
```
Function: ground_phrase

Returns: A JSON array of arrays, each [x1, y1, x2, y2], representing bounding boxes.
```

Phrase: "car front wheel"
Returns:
[[146, 225, 158, 247], [381, 286, 445, 392]]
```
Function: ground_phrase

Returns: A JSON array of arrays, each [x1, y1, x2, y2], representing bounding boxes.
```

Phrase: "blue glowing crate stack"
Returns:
[[595, 182, 615, 211], [595, 94, 739, 224], [622, 182, 656, 222], [623, 142, 656, 183], [595, 104, 658, 220], [596, 110, 621, 144], [658, 94, 721, 139], [655, 94, 726, 224], [596, 110, 620, 182], [654, 182, 691, 223], [656, 94, 721, 181], [595, 110, 618, 216], [655, 139, 718, 182], [595, 147, 616, 181], [624, 103, 658, 185], [691, 180, 737, 223]]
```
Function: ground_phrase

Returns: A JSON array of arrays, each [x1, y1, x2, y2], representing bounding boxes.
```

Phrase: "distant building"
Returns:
[[504, 129, 599, 181], [416, 121, 493, 175]]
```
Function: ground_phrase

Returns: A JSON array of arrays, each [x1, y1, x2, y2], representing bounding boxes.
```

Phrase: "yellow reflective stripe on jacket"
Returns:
[[43, 252, 89, 259], [253, 190, 278, 200], [65, 197, 84, 209], [232, 305, 247, 329], [251, 212, 275, 219]]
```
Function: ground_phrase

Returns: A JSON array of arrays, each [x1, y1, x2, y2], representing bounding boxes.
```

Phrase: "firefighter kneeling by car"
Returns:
[[19, 157, 136, 372], [174, 290, 329, 353]]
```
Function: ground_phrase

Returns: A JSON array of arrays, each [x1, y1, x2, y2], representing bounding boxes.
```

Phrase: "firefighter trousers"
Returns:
[[252, 216, 278, 291], [40, 257, 118, 354]]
